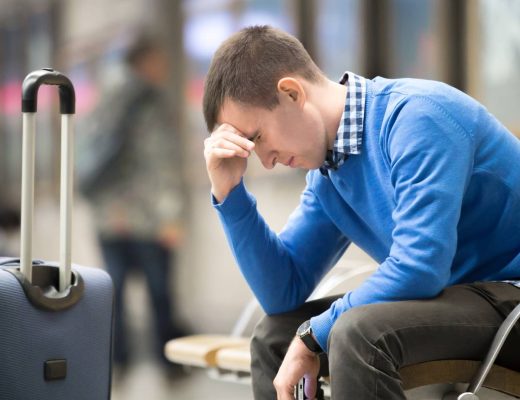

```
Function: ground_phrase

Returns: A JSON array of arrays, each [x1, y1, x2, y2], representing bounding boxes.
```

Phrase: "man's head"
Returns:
[[125, 34, 169, 87], [203, 25, 325, 133]]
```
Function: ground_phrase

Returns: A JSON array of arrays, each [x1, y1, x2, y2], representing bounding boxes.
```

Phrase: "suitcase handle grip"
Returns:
[[22, 68, 75, 114], [20, 69, 75, 292]]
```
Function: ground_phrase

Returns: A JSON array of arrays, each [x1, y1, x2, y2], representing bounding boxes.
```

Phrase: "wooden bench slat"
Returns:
[[215, 344, 252, 372], [164, 335, 249, 368]]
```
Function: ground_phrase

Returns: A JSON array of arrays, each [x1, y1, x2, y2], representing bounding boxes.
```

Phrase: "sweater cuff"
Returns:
[[310, 311, 335, 353], [212, 179, 257, 222], [310, 292, 354, 352]]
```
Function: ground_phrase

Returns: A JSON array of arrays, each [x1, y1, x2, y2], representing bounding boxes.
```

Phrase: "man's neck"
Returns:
[[312, 79, 348, 150]]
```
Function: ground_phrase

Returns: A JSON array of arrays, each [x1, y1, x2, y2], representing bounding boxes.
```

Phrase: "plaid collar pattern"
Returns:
[[320, 72, 366, 176]]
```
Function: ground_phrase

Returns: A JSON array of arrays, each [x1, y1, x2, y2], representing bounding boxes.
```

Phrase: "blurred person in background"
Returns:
[[77, 33, 186, 376], [0, 202, 20, 255]]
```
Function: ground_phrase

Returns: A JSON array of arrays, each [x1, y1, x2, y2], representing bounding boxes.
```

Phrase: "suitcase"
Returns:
[[0, 69, 114, 400]]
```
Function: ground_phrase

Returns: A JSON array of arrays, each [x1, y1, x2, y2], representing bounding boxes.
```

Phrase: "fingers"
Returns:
[[273, 369, 302, 400], [205, 145, 241, 159], [203, 123, 251, 201], [274, 339, 321, 400], [274, 382, 295, 400], [274, 378, 314, 400], [204, 123, 255, 159], [205, 138, 249, 158]]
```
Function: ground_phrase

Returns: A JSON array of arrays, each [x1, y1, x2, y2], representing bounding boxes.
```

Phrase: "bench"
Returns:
[[165, 263, 520, 399], [165, 261, 376, 387]]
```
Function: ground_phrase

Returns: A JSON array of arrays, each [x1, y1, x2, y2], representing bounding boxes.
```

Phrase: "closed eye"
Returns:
[[250, 130, 261, 143]]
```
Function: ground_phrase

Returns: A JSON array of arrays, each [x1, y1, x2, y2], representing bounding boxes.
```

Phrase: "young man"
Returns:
[[202, 25, 520, 399]]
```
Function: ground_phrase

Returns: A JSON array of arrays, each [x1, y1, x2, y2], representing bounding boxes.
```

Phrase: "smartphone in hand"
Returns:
[[294, 377, 325, 400], [295, 377, 307, 400]]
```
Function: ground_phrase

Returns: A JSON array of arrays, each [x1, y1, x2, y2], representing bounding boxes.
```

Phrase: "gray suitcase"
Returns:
[[0, 69, 113, 399]]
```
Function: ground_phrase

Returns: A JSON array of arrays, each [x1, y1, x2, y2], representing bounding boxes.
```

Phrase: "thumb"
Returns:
[[304, 373, 317, 399]]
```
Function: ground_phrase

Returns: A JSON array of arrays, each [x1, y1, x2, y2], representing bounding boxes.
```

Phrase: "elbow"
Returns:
[[259, 293, 307, 316], [408, 272, 446, 299], [418, 282, 444, 299], [387, 253, 451, 300], [255, 276, 312, 316], [261, 301, 290, 316]]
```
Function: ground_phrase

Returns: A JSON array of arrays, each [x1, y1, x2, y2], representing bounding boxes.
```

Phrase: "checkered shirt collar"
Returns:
[[320, 72, 366, 176]]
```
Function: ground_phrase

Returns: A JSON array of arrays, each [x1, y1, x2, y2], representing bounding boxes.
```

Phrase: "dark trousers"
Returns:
[[251, 282, 520, 399], [99, 237, 179, 366]]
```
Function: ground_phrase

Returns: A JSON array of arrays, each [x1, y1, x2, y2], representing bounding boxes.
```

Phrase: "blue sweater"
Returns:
[[213, 77, 520, 351]]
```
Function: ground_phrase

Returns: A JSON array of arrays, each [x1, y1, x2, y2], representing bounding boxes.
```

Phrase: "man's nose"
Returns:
[[258, 150, 276, 170]]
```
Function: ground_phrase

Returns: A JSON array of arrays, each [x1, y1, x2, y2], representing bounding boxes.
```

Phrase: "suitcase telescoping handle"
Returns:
[[21, 68, 75, 293]]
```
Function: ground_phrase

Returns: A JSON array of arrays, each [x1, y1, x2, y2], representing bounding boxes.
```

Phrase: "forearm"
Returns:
[[310, 254, 451, 351], [214, 180, 350, 314], [214, 181, 309, 313]]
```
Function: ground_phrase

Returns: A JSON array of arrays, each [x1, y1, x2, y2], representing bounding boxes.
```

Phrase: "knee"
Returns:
[[251, 314, 272, 354], [328, 303, 399, 358], [330, 306, 372, 351]]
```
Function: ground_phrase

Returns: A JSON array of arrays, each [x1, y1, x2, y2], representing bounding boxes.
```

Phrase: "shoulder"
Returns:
[[371, 77, 480, 138]]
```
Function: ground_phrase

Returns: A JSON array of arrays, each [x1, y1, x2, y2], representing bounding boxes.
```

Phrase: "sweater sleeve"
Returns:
[[214, 176, 350, 314], [311, 96, 475, 351]]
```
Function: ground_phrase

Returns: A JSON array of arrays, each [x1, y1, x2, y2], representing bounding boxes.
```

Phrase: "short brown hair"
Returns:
[[203, 25, 324, 132]]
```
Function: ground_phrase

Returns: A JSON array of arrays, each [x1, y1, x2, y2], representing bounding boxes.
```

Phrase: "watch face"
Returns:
[[297, 320, 322, 354], [297, 320, 311, 336]]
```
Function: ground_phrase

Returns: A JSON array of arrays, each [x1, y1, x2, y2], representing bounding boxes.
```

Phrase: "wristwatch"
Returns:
[[296, 320, 323, 354]]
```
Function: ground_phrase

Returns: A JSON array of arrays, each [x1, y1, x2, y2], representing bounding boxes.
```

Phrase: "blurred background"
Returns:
[[0, 0, 519, 399]]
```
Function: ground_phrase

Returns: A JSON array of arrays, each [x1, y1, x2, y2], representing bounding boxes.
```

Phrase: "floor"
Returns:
[[109, 274, 253, 400], [111, 364, 252, 400]]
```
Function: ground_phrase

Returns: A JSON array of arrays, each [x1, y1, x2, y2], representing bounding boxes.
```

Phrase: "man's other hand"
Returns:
[[273, 337, 320, 400]]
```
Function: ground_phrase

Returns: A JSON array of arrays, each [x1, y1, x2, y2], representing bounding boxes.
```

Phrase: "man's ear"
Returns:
[[277, 77, 306, 107]]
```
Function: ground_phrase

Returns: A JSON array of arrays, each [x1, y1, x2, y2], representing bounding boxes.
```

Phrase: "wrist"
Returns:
[[296, 320, 324, 354], [211, 182, 237, 204], [211, 178, 243, 204], [294, 336, 316, 358], [211, 187, 229, 204]]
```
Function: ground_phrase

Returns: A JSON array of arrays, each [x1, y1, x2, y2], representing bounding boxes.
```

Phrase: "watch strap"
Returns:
[[297, 320, 323, 354]]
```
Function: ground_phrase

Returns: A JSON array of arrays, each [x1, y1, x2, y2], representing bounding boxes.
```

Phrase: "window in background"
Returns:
[[386, 0, 443, 80], [183, 0, 295, 110], [0, 18, 25, 191], [315, 0, 363, 80], [474, 0, 520, 133], [0, 2, 55, 194]]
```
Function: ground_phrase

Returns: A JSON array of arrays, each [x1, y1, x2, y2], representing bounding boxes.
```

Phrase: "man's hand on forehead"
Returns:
[[204, 122, 255, 202], [214, 123, 260, 142], [205, 123, 255, 159]]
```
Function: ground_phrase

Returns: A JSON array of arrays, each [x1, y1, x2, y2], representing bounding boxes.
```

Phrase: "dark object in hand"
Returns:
[[294, 377, 325, 400]]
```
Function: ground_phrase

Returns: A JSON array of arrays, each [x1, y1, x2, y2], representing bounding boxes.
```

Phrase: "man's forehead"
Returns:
[[217, 99, 259, 136], [219, 98, 248, 117]]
